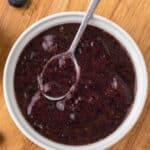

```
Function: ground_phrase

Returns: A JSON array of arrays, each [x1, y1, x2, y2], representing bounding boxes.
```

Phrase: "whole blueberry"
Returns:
[[8, 0, 28, 7]]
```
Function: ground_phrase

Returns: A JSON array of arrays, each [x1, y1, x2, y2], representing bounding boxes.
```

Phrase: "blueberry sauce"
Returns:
[[14, 23, 135, 145]]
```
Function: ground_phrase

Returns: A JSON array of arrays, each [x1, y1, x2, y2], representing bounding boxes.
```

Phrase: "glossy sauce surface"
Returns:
[[14, 24, 135, 145]]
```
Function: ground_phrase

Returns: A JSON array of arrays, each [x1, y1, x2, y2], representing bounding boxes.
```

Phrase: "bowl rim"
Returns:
[[3, 12, 148, 150]]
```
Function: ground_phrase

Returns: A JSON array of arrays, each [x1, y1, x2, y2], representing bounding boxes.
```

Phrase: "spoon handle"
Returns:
[[69, 0, 100, 53]]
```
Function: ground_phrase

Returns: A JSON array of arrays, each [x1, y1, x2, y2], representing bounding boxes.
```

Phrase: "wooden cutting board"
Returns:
[[0, 0, 150, 149]]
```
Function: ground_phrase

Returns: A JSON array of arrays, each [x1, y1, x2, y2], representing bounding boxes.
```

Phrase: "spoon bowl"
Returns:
[[38, 51, 80, 101]]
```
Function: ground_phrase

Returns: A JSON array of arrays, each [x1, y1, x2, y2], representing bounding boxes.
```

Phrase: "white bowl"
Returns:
[[3, 12, 148, 150]]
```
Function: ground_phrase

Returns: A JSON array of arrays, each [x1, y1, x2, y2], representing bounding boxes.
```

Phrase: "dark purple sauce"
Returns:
[[14, 24, 135, 145]]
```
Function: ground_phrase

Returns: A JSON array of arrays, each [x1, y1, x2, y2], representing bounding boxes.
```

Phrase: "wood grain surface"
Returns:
[[0, 0, 150, 149]]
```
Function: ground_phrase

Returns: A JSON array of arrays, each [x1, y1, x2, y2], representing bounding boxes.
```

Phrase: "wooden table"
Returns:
[[0, 0, 150, 149]]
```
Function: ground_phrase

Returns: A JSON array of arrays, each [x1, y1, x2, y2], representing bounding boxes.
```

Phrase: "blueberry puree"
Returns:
[[14, 24, 135, 145]]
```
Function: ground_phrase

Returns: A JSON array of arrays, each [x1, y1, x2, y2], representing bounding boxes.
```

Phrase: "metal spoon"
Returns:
[[38, 0, 100, 101]]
